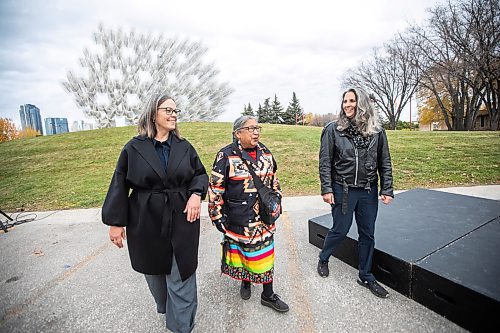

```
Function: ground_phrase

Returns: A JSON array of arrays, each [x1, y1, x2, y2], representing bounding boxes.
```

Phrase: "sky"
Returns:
[[0, 0, 442, 130]]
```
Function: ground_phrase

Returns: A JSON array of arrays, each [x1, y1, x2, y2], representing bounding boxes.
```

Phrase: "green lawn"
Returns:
[[0, 123, 498, 211]]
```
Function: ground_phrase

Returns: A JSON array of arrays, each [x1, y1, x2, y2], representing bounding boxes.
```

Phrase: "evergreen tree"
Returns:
[[242, 103, 254, 116], [247, 103, 254, 116], [283, 92, 304, 125], [256, 103, 264, 122], [270, 94, 284, 124], [282, 105, 295, 125], [259, 98, 272, 123]]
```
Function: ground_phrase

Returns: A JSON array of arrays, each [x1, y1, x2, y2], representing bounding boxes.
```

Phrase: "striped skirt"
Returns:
[[221, 236, 274, 284]]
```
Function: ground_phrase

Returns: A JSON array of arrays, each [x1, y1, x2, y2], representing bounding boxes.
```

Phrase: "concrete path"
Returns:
[[0, 185, 498, 333]]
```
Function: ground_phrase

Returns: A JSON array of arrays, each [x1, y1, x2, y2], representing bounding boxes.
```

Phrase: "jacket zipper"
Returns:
[[354, 147, 358, 186], [346, 135, 359, 186]]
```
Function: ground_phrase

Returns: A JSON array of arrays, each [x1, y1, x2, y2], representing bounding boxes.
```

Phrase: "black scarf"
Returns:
[[345, 122, 371, 148]]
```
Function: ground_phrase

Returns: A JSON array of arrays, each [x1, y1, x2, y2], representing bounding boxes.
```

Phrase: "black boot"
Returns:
[[261, 293, 289, 312], [240, 280, 251, 300], [317, 260, 329, 278]]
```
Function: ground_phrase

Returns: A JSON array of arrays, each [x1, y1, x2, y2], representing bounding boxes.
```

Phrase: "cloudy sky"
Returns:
[[0, 0, 442, 129]]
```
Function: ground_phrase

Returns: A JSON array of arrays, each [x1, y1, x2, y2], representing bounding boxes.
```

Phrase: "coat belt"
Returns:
[[136, 187, 187, 238]]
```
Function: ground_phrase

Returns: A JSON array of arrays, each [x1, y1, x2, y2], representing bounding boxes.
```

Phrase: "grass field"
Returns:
[[0, 123, 499, 211]]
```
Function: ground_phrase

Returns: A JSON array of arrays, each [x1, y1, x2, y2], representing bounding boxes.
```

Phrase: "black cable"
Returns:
[[26, 211, 59, 222], [0, 210, 61, 231]]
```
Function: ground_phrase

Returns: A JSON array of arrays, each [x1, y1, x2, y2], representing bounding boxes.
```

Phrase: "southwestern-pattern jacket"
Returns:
[[208, 141, 281, 229]]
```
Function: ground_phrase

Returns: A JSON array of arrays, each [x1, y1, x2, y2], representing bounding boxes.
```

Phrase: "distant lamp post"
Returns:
[[409, 98, 412, 131]]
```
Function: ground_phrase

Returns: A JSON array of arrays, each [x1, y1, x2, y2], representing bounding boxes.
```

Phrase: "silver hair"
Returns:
[[336, 88, 381, 136], [137, 94, 181, 139], [232, 115, 257, 140]]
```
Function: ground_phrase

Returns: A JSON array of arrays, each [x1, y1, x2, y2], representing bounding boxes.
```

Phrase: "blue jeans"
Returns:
[[319, 182, 378, 282]]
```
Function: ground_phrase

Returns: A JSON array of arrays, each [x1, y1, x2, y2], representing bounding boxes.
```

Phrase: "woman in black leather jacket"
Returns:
[[317, 88, 394, 298]]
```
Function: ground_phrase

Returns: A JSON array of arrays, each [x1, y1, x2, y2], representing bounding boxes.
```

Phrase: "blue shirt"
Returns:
[[152, 135, 173, 172]]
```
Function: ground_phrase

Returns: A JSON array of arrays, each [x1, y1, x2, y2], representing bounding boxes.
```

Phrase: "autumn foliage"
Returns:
[[0, 118, 39, 142], [417, 88, 451, 126]]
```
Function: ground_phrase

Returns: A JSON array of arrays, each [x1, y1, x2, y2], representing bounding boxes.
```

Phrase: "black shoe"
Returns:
[[240, 281, 251, 300], [357, 279, 389, 298], [261, 293, 289, 313], [317, 260, 329, 278]]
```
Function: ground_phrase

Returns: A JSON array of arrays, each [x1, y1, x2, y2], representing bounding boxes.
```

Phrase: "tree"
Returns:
[[242, 103, 254, 116], [432, 0, 500, 130], [269, 94, 284, 124], [303, 112, 314, 125], [0, 119, 38, 142], [256, 103, 264, 122], [400, 0, 499, 130], [0, 118, 18, 142], [63, 23, 233, 128], [308, 113, 338, 127], [418, 88, 451, 127], [401, 25, 462, 130], [283, 92, 305, 125], [342, 41, 419, 130], [258, 98, 272, 123]]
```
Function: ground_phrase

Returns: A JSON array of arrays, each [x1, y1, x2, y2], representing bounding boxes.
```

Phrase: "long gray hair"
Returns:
[[137, 94, 181, 139], [232, 115, 257, 141], [337, 88, 381, 136]]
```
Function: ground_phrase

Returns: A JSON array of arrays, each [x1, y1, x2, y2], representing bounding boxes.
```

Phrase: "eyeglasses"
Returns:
[[157, 107, 181, 115], [238, 126, 262, 133]]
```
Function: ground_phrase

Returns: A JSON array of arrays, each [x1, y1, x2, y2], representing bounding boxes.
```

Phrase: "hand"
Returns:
[[322, 193, 334, 205], [184, 194, 201, 223], [380, 195, 393, 205], [214, 219, 226, 234], [109, 226, 126, 248]]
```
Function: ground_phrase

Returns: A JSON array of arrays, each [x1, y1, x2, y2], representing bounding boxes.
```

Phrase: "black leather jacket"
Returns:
[[319, 121, 394, 197]]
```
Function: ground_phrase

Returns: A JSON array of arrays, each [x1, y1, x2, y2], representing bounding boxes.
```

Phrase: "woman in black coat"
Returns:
[[102, 94, 208, 333]]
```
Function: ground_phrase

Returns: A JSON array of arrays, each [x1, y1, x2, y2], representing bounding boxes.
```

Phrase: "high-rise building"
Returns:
[[19, 104, 43, 135], [71, 120, 81, 132], [71, 120, 94, 132], [45, 118, 69, 135]]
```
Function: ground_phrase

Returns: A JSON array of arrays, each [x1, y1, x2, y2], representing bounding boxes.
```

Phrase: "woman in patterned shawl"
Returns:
[[208, 115, 289, 312]]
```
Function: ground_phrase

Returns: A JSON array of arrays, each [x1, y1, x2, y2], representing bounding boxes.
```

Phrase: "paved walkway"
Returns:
[[0, 185, 498, 332]]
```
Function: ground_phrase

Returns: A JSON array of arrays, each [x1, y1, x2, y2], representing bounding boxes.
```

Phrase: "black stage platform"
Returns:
[[308, 189, 500, 332]]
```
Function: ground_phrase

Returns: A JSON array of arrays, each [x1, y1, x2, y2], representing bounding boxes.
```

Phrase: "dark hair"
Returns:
[[137, 94, 181, 139]]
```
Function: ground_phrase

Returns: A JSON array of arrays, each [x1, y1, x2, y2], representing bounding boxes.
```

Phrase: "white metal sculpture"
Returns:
[[63, 24, 233, 128]]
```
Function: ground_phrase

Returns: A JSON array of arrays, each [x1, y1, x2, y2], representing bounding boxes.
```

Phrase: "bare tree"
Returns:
[[342, 41, 419, 130], [309, 113, 337, 127], [401, 0, 499, 130], [63, 24, 233, 128], [432, 0, 499, 130]]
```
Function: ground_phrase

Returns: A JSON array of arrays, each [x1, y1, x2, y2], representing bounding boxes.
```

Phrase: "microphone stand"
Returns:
[[0, 209, 13, 233]]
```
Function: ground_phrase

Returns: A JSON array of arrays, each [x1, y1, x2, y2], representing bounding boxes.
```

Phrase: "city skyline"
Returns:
[[1, 0, 443, 127], [17, 102, 88, 135]]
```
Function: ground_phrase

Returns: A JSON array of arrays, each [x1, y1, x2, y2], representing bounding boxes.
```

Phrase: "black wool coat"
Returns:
[[102, 134, 208, 281]]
